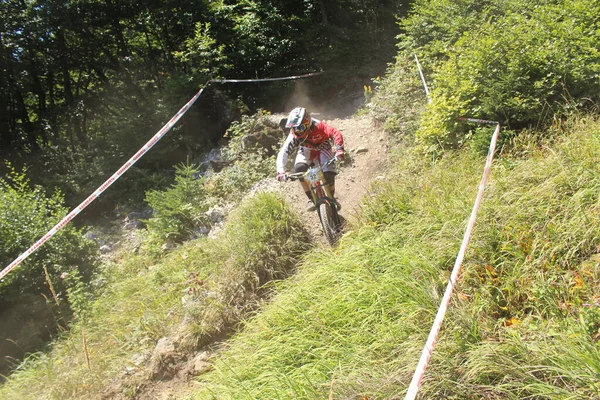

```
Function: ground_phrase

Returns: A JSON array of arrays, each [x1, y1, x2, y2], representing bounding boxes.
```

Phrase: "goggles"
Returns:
[[293, 124, 307, 134]]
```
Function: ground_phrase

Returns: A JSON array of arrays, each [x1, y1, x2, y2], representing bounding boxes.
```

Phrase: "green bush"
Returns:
[[400, 0, 495, 60], [144, 163, 210, 244], [403, 0, 600, 153], [369, 53, 428, 140], [0, 165, 98, 304], [205, 152, 275, 202]]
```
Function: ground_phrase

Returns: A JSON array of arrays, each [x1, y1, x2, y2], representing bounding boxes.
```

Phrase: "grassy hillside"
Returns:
[[2, 113, 599, 399], [0, 193, 311, 399], [190, 115, 600, 399], [1, 0, 599, 399]]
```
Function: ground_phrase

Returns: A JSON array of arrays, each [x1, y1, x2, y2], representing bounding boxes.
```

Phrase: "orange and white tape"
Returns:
[[404, 119, 501, 400]]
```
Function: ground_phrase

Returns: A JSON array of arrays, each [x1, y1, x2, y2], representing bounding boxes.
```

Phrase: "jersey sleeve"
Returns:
[[276, 133, 297, 173], [320, 122, 344, 151]]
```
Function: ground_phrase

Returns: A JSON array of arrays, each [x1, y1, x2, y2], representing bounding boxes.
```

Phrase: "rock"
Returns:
[[355, 147, 369, 154], [161, 242, 175, 251], [84, 231, 98, 241], [132, 352, 149, 366], [123, 219, 142, 230], [84, 231, 106, 246], [149, 337, 178, 380], [205, 206, 226, 224], [193, 226, 211, 237], [209, 159, 234, 172], [240, 129, 280, 156], [194, 360, 211, 375], [191, 351, 212, 375], [126, 209, 153, 220], [122, 209, 152, 230]]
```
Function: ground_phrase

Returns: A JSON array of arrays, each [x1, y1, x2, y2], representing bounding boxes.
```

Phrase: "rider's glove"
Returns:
[[277, 172, 287, 182], [335, 149, 345, 161]]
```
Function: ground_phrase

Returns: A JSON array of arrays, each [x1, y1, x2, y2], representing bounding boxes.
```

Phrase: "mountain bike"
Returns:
[[287, 158, 342, 245]]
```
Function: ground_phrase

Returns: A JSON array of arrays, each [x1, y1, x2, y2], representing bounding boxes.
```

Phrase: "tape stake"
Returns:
[[0, 86, 207, 282], [404, 121, 500, 400]]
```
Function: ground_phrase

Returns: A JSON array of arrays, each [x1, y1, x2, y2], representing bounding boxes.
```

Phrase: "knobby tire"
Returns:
[[318, 201, 340, 246]]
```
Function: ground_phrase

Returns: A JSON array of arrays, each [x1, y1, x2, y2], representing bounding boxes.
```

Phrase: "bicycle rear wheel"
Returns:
[[318, 201, 341, 245]]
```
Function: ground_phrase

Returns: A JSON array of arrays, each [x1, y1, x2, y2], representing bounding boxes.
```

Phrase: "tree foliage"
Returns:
[[144, 162, 210, 244], [0, 165, 97, 306], [396, 0, 600, 153], [1, 0, 408, 210]]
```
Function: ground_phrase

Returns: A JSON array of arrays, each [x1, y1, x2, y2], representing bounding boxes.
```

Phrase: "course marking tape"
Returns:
[[414, 54, 431, 103], [0, 87, 206, 282], [458, 116, 498, 125], [211, 71, 322, 83], [0, 71, 323, 282], [404, 120, 501, 400]]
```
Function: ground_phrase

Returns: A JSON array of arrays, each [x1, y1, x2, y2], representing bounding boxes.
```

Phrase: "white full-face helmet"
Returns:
[[285, 107, 312, 139]]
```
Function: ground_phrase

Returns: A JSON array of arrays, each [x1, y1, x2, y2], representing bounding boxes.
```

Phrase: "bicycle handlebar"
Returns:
[[285, 157, 337, 181]]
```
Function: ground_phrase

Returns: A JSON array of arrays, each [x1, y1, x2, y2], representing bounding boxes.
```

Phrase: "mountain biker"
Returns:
[[276, 107, 345, 211]]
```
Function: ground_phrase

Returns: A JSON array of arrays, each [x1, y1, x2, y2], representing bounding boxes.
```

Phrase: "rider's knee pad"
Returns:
[[324, 171, 336, 186], [294, 163, 309, 182], [295, 163, 309, 173]]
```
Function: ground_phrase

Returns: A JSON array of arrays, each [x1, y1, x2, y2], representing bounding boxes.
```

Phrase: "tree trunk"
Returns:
[[14, 89, 39, 151], [0, 34, 13, 148], [31, 72, 48, 147], [104, 0, 146, 102], [319, 0, 328, 24]]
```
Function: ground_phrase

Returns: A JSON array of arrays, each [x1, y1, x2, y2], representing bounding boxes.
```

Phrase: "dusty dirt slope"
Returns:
[[110, 112, 389, 400]]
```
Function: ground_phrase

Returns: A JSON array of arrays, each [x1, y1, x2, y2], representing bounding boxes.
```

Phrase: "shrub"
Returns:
[[0, 165, 98, 305], [204, 152, 275, 202], [369, 52, 428, 140], [144, 162, 210, 244], [410, 0, 600, 152]]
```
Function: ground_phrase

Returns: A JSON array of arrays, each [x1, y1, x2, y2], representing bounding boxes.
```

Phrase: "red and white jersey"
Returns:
[[276, 119, 344, 173]]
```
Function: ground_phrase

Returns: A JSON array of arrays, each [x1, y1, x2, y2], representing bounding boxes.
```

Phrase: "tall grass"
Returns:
[[0, 193, 309, 399], [3, 110, 600, 399], [191, 115, 600, 399]]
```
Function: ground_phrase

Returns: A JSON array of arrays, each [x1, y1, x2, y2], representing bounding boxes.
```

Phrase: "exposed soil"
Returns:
[[103, 109, 390, 399]]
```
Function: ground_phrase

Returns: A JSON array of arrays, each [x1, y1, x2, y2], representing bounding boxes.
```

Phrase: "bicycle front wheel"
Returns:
[[318, 201, 341, 246]]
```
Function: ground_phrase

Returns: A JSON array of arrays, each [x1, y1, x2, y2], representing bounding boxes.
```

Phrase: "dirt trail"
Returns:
[[116, 112, 389, 399]]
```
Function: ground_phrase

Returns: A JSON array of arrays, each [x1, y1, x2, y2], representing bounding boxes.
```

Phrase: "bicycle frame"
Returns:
[[287, 158, 341, 245], [288, 158, 336, 207]]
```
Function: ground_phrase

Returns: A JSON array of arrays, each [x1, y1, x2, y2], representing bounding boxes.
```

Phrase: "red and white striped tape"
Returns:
[[404, 120, 501, 400], [0, 87, 206, 282], [414, 54, 431, 104], [0, 71, 323, 283], [211, 71, 322, 83]]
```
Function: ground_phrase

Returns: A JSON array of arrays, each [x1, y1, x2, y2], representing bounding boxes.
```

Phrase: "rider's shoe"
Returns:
[[306, 199, 317, 212]]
